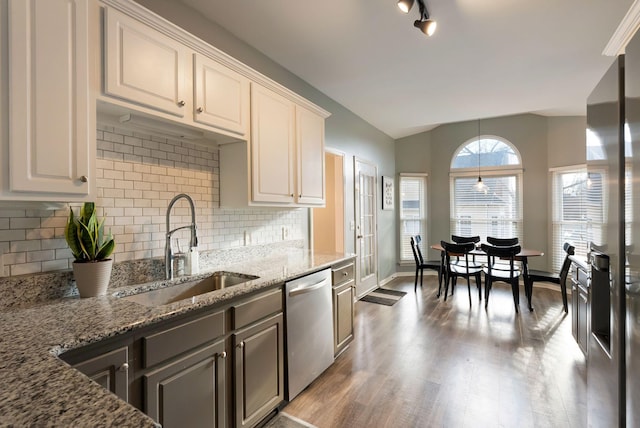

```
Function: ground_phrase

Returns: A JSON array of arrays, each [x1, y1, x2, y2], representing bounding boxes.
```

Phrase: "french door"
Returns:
[[354, 158, 378, 297]]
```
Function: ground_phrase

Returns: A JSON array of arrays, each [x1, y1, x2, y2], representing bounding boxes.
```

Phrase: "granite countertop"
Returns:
[[0, 249, 354, 426]]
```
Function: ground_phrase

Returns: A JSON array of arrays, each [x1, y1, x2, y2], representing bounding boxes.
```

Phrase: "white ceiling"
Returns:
[[176, 0, 633, 139]]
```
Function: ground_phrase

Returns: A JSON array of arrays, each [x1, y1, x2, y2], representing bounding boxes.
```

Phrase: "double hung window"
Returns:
[[450, 136, 523, 243], [399, 174, 427, 262]]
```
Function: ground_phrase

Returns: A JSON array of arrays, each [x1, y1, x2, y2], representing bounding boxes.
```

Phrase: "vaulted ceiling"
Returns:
[[176, 0, 633, 139]]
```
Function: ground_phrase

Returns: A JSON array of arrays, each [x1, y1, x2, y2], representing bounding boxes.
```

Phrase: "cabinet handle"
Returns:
[[79, 175, 88, 183], [238, 342, 245, 349], [219, 351, 227, 359], [177, 100, 186, 107], [118, 362, 129, 372], [196, 107, 204, 113]]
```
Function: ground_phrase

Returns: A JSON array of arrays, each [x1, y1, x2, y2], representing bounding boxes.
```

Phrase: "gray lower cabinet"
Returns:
[[331, 260, 355, 356], [72, 345, 130, 402], [63, 286, 285, 428], [232, 290, 284, 427], [571, 262, 589, 355], [143, 339, 226, 428]]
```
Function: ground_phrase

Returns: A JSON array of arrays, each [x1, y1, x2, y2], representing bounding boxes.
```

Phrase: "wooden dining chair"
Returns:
[[410, 236, 442, 292], [451, 235, 483, 269], [481, 243, 522, 312], [441, 240, 483, 306], [527, 242, 575, 313], [486, 236, 521, 272]]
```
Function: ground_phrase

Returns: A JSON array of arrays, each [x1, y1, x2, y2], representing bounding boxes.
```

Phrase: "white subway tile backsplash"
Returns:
[[0, 127, 307, 277]]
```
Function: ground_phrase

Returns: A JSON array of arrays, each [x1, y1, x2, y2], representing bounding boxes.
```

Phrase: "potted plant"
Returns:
[[65, 202, 116, 297]]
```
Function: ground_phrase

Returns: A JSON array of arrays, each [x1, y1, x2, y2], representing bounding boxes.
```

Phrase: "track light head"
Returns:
[[397, 0, 414, 13], [414, 18, 437, 36]]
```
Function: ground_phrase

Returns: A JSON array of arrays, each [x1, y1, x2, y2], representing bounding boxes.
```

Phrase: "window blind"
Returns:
[[450, 174, 523, 243], [399, 175, 426, 262], [551, 168, 588, 272]]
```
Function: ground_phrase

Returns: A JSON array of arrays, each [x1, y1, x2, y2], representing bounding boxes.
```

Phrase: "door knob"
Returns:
[[357, 235, 363, 239]]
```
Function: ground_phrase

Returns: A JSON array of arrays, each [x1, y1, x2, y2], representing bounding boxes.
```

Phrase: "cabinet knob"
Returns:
[[196, 107, 204, 113], [79, 175, 88, 183], [343, 272, 348, 276], [290, 194, 294, 197], [177, 100, 186, 107], [299, 194, 302, 198], [118, 362, 129, 372], [219, 351, 227, 359], [238, 341, 245, 349]]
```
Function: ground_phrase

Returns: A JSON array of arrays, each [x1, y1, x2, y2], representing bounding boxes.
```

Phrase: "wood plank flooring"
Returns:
[[283, 276, 586, 428]]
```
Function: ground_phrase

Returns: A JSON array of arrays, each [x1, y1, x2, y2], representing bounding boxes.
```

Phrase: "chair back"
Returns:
[[451, 235, 480, 245], [414, 235, 427, 264], [410, 237, 421, 267], [487, 237, 519, 247], [441, 240, 475, 268], [558, 242, 576, 286], [481, 243, 521, 279]]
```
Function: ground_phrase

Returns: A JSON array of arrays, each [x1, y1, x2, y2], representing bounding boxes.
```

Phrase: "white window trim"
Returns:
[[398, 173, 428, 264]]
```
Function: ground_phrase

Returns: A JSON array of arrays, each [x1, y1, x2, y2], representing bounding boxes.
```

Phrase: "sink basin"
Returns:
[[120, 271, 259, 307]]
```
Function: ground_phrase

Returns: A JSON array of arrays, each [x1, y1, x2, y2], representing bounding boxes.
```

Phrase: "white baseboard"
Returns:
[[386, 271, 569, 294]]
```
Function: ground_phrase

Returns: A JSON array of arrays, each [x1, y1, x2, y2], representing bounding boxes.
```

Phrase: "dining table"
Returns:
[[430, 243, 544, 311]]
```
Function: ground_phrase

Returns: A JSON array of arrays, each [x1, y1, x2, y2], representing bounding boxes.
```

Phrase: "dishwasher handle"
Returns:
[[288, 278, 328, 297]]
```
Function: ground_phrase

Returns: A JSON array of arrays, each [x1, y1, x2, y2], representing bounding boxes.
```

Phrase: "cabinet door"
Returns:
[[74, 346, 129, 402], [250, 84, 295, 204], [193, 54, 249, 138], [233, 313, 284, 428], [578, 287, 589, 355], [7, 0, 91, 196], [104, 7, 188, 117], [144, 340, 226, 428], [333, 281, 354, 356], [296, 106, 325, 205]]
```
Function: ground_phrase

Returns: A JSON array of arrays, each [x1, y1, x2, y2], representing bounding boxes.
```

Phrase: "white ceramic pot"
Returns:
[[72, 259, 113, 297]]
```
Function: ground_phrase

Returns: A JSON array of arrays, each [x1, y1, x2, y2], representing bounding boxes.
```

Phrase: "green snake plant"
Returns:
[[65, 202, 115, 262]]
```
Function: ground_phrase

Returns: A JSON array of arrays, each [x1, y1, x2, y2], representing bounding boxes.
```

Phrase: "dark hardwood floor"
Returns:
[[283, 275, 586, 428]]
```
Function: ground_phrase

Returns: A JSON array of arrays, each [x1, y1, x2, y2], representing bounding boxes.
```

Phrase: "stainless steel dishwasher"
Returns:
[[285, 268, 334, 400]]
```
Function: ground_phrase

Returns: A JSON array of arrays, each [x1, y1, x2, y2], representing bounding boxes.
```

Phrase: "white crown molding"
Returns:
[[99, 0, 331, 119], [603, 0, 640, 56]]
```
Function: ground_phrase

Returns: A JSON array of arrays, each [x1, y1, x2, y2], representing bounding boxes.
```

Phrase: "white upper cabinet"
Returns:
[[0, 0, 94, 201], [219, 83, 326, 208], [104, 7, 188, 118], [250, 84, 296, 204], [296, 106, 325, 205], [193, 54, 250, 139]]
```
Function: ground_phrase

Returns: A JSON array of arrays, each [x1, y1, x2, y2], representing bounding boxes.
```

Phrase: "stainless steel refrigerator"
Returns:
[[586, 28, 640, 427]]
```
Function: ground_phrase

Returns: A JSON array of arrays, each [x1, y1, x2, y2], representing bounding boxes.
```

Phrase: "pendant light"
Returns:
[[474, 120, 488, 193]]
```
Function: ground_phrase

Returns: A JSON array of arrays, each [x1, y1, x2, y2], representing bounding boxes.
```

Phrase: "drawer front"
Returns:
[[332, 261, 354, 287], [576, 266, 589, 287], [142, 310, 224, 368], [232, 288, 283, 330]]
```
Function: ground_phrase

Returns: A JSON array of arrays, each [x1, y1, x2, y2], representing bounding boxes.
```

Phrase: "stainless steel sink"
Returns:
[[120, 271, 259, 307]]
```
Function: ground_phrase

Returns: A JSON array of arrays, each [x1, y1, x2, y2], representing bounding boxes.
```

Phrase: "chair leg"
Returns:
[[511, 279, 519, 313], [437, 269, 445, 298], [414, 267, 419, 292], [443, 273, 450, 301], [475, 272, 482, 300], [451, 276, 456, 296], [466, 275, 472, 307], [420, 268, 424, 289], [560, 281, 568, 313], [484, 275, 491, 309]]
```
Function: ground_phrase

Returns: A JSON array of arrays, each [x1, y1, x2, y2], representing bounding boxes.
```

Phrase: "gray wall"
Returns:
[[396, 114, 587, 272], [135, 0, 397, 281]]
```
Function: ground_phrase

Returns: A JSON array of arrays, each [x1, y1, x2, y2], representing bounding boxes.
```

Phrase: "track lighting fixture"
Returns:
[[397, 0, 414, 13], [399, 0, 437, 36]]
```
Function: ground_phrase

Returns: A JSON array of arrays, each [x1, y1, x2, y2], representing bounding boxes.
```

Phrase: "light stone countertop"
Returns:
[[0, 249, 355, 427]]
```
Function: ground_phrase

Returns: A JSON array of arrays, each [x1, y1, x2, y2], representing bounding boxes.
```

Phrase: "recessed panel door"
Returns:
[[354, 158, 378, 297]]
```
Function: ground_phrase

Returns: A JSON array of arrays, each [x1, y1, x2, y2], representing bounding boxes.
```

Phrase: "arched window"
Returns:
[[450, 136, 523, 242]]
